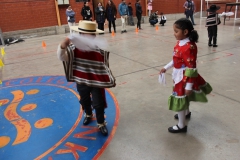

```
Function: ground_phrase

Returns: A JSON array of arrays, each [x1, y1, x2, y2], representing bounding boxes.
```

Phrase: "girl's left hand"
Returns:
[[185, 90, 192, 96]]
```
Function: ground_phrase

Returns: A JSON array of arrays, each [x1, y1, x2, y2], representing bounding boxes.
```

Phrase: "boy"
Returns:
[[206, 5, 221, 47], [57, 21, 116, 136], [159, 12, 167, 26]]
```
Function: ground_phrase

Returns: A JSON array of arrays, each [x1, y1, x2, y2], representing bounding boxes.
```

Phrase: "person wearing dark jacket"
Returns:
[[135, 0, 142, 29], [95, 2, 105, 33], [128, 3, 134, 26], [66, 5, 76, 34], [106, 0, 117, 33], [206, 5, 221, 47], [81, 1, 92, 21]]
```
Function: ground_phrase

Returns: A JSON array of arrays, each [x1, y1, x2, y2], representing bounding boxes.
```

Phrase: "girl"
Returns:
[[105, 0, 117, 33], [159, 18, 212, 133], [95, 2, 105, 33], [81, 1, 92, 21]]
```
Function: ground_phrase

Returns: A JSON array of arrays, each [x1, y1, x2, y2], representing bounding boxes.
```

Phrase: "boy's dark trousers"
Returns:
[[76, 84, 105, 124], [136, 14, 142, 29], [208, 25, 218, 45]]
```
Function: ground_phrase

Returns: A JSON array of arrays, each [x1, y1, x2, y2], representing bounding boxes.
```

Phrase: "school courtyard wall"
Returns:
[[0, 0, 238, 33]]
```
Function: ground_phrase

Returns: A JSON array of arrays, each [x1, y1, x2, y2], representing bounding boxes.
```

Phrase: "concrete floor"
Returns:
[[1, 18, 240, 160]]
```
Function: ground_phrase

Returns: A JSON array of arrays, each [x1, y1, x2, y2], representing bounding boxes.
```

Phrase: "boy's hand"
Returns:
[[159, 68, 166, 74], [60, 38, 70, 49]]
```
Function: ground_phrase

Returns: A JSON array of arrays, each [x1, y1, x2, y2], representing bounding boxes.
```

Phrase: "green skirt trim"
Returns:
[[168, 95, 189, 111], [184, 68, 198, 77], [200, 82, 212, 95], [188, 90, 208, 102]]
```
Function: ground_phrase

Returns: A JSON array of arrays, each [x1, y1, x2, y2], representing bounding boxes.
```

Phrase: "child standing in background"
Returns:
[[206, 5, 221, 47], [160, 18, 212, 133]]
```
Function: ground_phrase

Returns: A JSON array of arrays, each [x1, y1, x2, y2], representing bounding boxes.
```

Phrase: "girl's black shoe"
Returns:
[[168, 125, 187, 133]]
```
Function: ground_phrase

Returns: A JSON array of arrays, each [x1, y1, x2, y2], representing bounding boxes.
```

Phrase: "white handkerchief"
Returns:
[[158, 73, 166, 86]]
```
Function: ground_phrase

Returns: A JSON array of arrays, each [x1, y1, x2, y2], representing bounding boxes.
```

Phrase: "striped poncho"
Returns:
[[206, 13, 221, 27], [63, 46, 116, 88]]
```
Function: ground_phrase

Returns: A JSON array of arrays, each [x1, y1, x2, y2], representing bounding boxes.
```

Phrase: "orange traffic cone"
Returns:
[[156, 25, 159, 31], [111, 31, 115, 37], [42, 41, 46, 48], [135, 28, 139, 33]]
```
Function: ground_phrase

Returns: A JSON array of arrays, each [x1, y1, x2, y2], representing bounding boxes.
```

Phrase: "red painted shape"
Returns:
[[56, 142, 88, 160], [74, 126, 99, 140]]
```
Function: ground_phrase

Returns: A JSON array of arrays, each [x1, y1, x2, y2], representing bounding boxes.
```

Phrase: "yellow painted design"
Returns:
[[1, 48, 5, 56], [21, 104, 37, 112], [0, 136, 10, 148], [0, 59, 4, 67], [26, 89, 39, 95], [35, 118, 53, 129]]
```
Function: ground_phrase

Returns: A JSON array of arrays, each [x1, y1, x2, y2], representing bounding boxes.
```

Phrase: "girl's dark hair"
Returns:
[[106, 0, 115, 8], [174, 18, 199, 43]]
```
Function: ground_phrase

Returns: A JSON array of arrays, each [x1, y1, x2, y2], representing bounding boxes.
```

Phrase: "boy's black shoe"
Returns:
[[98, 123, 108, 136], [208, 44, 213, 47], [174, 112, 191, 119], [121, 31, 124, 34], [213, 44, 218, 47], [124, 30, 127, 33], [168, 125, 187, 133], [83, 114, 93, 125]]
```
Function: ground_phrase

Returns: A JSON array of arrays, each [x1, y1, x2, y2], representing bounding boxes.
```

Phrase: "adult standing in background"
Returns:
[[135, 0, 142, 29], [147, 0, 153, 17], [81, 1, 92, 21], [183, 0, 196, 25], [95, 2, 105, 34], [128, 2, 134, 26], [118, 0, 129, 34], [106, 0, 117, 33], [66, 5, 75, 34]]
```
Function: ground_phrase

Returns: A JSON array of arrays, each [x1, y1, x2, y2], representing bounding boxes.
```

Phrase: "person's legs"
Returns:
[[108, 21, 112, 33], [112, 20, 116, 32], [190, 14, 195, 25], [137, 15, 140, 28], [169, 110, 187, 133], [124, 15, 127, 31], [130, 15, 134, 25], [121, 16, 125, 32], [68, 22, 75, 34], [213, 26, 218, 47], [91, 87, 108, 135], [76, 84, 93, 125], [208, 27, 213, 46], [139, 15, 142, 29]]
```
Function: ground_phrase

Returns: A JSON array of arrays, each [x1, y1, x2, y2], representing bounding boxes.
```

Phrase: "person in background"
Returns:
[[106, 0, 117, 33], [183, 0, 196, 25], [118, 0, 129, 34], [149, 11, 158, 26], [135, 0, 143, 29], [159, 12, 167, 26], [147, 0, 153, 17], [95, 2, 106, 34], [128, 2, 134, 26], [81, 1, 93, 21], [66, 5, 75, 34], [206, 5, 221, 47]]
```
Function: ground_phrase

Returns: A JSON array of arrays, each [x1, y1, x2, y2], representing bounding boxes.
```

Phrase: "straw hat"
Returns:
[[207, 5, 220, 12], [70, 20, 104, 34]]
